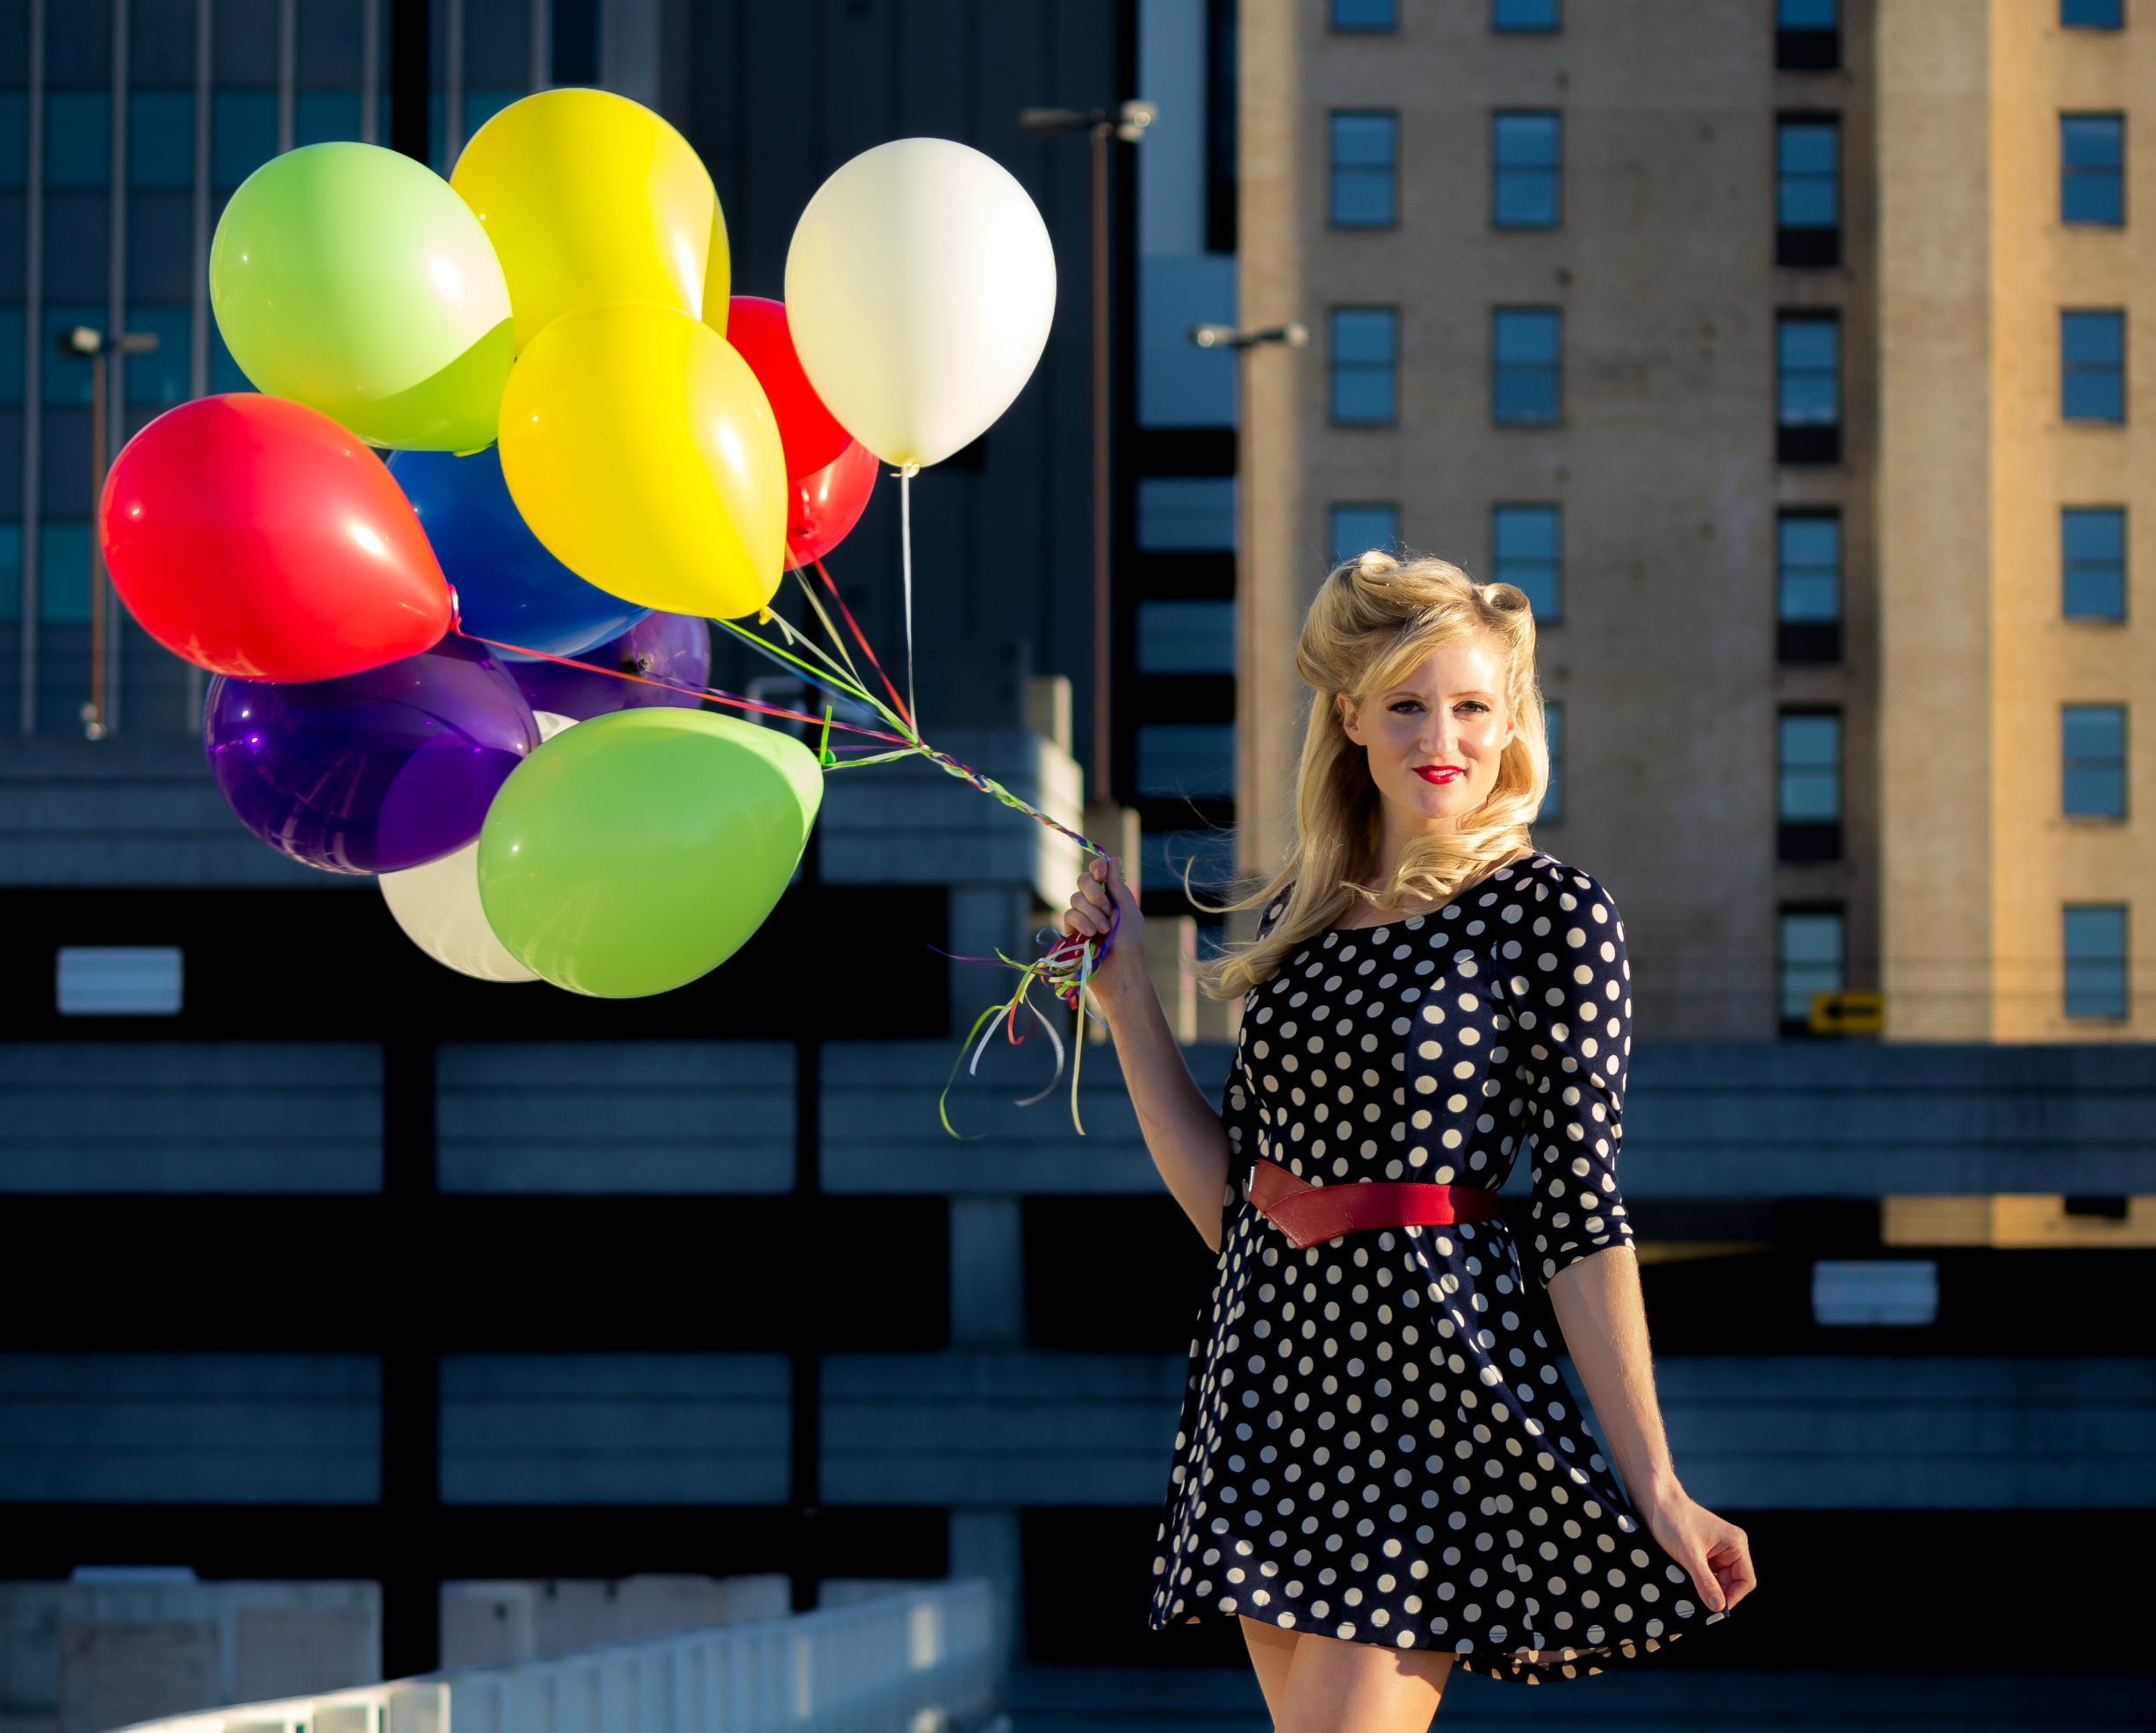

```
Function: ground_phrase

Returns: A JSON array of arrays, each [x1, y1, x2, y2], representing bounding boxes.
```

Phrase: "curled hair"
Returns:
[[1181, 546, 1547, 1001]]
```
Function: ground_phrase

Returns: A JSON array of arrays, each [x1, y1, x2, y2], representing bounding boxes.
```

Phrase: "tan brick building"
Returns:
[[1234, 0, 2149, 1041]]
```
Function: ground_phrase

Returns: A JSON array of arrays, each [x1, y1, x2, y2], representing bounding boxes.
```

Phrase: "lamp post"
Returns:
[[1187, 321, 1308, 886], [54, 325, 162, 740], [1017, 99, 1154, 821]]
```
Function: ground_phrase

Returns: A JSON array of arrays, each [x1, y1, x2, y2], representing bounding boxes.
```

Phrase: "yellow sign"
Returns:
[[1809, 990, 1884, 1035]]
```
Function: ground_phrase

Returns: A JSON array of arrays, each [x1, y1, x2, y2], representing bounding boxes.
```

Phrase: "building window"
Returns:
[[1492, 0, 1560, 31], [1330, 307, 1399, 424], [2061, 113, 2124, 226], [1776, 113, 1841, 266], [1539, 699, 1564, 822], [2062, 704, 2127, 818], [1777, 310, 1842, 463], [1490, 503, 1561, 618], [1776, 0, 1839, 70], [1330, 110, 1399, 229], [2062, 507, 2126, 620], [56, 947, 184, 1015], [1136, 601, 1236, 675], [1492, 111, 1561, 229], [1135, 723, 1237, 798], [1779, 907, 1846, 1032], [2060, 0, 2123, 27], [1330, 502, 1401, 564], [2063, 906, 2127, 1020], [1777, 709, 1842, 862], [1492, 307, 1561, 426], [1330, 0, 1398, 31], [1136, 477, 1236, 551], [1777, 509, 1842, 662], [2061, 309, 2125, 422]]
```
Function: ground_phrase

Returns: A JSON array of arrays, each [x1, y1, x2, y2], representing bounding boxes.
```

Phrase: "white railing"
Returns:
[[109, 1579, 1002, 1733]]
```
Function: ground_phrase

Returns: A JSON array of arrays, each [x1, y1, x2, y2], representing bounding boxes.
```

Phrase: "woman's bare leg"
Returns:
[[1238, 1614, 1301, 1727], [1274, 1628, 1456, 1733]]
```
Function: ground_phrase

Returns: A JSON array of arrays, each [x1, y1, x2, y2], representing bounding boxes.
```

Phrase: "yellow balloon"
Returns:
[[700, 204, 732, 336], [498, 300, 788, 621], [451, 88, 719, 350]]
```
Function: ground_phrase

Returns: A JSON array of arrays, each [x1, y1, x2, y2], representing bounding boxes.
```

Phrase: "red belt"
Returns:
[[1247, 1157, 1504, 1249]]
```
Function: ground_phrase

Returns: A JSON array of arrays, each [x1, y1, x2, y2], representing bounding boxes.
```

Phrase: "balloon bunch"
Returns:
[[95, 90, 1116, 1131]]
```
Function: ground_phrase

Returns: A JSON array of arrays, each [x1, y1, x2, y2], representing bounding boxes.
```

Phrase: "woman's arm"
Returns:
[[1550, 1246, 1756, 1615], [1547, 1246, 1679, 1513], [1063, 854, 1237, 1253], [1098, 975, 1237, 1254]]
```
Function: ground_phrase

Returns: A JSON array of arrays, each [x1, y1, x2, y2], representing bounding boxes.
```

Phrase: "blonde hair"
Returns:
[[1184, 546, 1548, 1001]]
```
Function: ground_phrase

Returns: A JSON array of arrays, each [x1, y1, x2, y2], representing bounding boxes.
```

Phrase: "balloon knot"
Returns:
[[756, 603, 774, 625], [898, 460, 921, 480]]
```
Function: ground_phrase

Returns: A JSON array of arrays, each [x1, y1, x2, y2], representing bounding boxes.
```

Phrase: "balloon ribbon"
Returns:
[[451, 557, 1117, 1137]]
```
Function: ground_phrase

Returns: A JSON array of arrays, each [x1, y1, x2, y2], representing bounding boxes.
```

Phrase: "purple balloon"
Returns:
[[206, 633, 539, 875], [508, 610, 712, 722]]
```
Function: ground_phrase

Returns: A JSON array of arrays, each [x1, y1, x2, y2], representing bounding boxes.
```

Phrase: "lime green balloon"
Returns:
[[210, 141, 514, 450], [476, 707, 824, 999]]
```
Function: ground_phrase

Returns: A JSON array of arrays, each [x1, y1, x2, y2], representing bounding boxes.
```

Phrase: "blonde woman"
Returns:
[[1062, 551, 1755, 1730]]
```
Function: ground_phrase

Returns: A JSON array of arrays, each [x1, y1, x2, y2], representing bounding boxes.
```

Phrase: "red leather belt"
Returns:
[[1247, 1157, 1504, 1249]]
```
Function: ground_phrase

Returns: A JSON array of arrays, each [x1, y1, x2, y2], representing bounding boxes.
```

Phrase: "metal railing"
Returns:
[[109, 1579, 1002, 1733]]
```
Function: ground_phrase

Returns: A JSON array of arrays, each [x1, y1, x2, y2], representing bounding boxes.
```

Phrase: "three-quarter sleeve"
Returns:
[[1215, 888, 1290, 1239], [1504, 863, 1637, 1289]]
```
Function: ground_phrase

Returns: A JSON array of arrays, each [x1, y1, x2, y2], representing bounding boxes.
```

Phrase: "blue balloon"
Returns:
[[386, 446, 650, 660]]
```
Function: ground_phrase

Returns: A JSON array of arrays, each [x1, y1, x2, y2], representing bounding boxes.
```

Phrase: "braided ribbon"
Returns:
[[451, 531, 1116, 1137]]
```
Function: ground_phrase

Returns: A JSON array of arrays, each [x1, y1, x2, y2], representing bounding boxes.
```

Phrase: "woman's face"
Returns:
[[1337, 636, 1518, 834]]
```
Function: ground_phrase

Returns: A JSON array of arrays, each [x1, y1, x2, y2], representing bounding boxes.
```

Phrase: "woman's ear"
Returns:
[[1338, 693, 1362, 746]]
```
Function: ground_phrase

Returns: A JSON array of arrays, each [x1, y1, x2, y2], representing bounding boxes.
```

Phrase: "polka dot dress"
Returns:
[[1146, 849, 1730, 1682]]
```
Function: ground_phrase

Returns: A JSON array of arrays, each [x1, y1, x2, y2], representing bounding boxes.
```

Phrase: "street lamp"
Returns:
[[54, 324, 162, 740], [1190, 321, 1309, 351], [1018, 100, 1154, 821], [1186, 321, 1308, 885]]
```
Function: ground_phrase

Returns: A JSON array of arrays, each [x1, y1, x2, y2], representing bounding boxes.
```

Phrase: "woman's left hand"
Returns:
[[1643, 1487, 1756, 1615]]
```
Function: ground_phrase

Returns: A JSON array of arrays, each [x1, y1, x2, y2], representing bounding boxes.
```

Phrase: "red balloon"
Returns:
[[727, 294, 879, 565], [789, 437, 879, 567], [99, 394, 451, 682], [726, 295, 854, 476]]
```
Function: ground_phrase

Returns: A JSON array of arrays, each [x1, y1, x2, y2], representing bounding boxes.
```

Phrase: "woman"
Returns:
[[1062, 551, 1756, 1729]]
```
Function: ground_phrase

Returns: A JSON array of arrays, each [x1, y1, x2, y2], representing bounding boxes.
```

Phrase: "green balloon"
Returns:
[[210, 141, 514, 451], [476, 707, 824, 999]]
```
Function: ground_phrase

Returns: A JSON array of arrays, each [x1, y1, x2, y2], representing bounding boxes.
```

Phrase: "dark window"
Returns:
[[2062, 507, 2126, 620], [1330, 502, 1400, 564], [1135, 724, 1236, 799], [1777, 310, 1842, 463], [1492, 307, 1561, 426], [1330, 307, 1399, 425], [121, 306, 194, 408], [1492, 0, 1560, 30], [1330, 0, 1397, 29], [2062, 704, 2127, 818], [1539, 700, 1564, 822], [213, 90, 279, 191], [2060, 0, 2123, 27], [1776, 0, 1840, 70], [1136, 601, 1235, 675], [2062, 309, 2125, 422], [1777, 114, 1841, 266], [1778, 708, 1842, 862], [44, 91, 111, 189], [1492, 111, 1561, 229], [127, 91, 195, 190], [2063, 906, 2127, 1019], [1777, 509, 1842, 662], [1330, 110, 1398, 229], [1779, 906, 1846, 1032], [1491, 503, 1561, 617], [2061, 112, 2124, 225]]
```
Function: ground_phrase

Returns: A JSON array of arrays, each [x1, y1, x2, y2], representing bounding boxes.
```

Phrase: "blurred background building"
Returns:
[[2, 2, 2152, 1730]]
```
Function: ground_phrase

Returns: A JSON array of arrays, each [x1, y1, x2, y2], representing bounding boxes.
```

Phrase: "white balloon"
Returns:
[[380, 836, 539, 983], [378, 712, 574, 982], [784, 136, 1056, 469]]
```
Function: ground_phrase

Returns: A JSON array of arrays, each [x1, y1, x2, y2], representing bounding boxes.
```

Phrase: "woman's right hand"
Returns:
[[1058, 853, 1150, 1012]]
